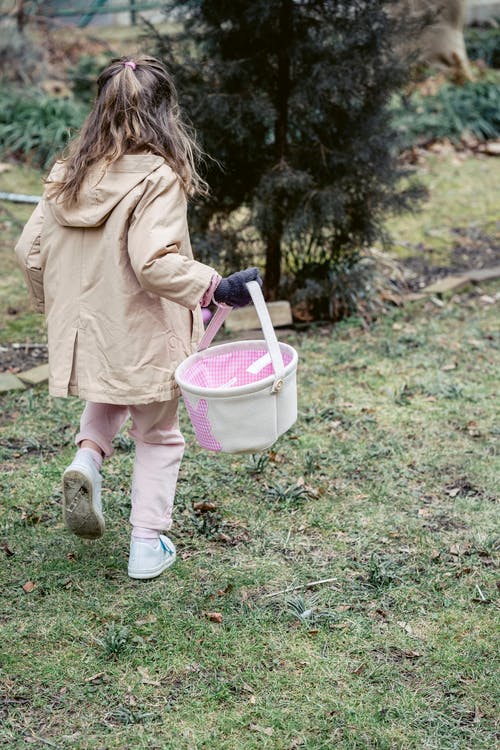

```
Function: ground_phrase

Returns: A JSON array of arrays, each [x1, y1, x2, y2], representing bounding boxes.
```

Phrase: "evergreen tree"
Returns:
[[151, 0, 421, 310]]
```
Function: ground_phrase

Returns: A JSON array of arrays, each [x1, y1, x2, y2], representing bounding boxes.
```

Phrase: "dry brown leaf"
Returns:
[[216, 584, 234, 596], [249, 724, 274, 736], [473, 705, 485, 723], [193, 501, 218, 513], [205, 612, 223, 623], [397, 621, 413, 635], [403, 650, 422, 659], [351, 663, 366, 675], [85, 672, 105, 684], [449, 542, 472, 556], [137, 666, 161, 686], [418, 507, 432, 518], [135, 614, 158, 626], [22, 581, 35, 593]]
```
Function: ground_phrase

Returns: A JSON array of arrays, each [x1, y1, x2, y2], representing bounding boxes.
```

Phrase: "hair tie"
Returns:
[[123, 61, 136, 70]]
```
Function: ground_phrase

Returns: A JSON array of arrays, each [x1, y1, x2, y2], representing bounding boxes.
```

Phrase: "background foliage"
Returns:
[[149, 0, 422, 309], [392, 74, 500, 149], [0, 6, 498, 320], [464, 22, 500, 69], [0, 88, 86, 169]]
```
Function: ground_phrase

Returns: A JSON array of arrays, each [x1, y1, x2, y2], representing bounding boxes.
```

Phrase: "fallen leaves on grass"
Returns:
[[135, 614, 158, 626], [249, 724, 274, 736], [204, 612, 223, 623], [1, 541, 14, 556], [449, 542, 472, 556], [137, 666, 161, 687], [85, 672, 106, 684], [192, 501, 218, 514]]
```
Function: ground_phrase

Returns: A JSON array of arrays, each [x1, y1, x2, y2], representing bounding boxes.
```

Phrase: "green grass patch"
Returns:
[[0, 148, 500, 750], [0, 89, 87, 170], [385, 153, 500, 264], [1, 286, 499, 748], [465, 25, 500, 69], [1, 155, 498, 748], [0, 164, 46, 343]]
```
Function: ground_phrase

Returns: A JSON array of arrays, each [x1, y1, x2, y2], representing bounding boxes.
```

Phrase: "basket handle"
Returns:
[[197, 281, 285, 392]]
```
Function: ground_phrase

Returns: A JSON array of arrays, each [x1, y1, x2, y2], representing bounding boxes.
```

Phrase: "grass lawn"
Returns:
[[386, 152, 500, 266], [0, 158, 499, 749]]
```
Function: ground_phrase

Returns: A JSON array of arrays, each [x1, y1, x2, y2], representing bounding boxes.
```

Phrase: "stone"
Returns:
[[18, 363, 49, 385], [482, 141, 500, 157], [224, 301, 293, 332], [0, 373, 26, 392]]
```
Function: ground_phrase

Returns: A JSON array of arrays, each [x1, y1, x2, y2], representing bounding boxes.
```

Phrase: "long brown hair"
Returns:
[[49, 56, 207, 205]]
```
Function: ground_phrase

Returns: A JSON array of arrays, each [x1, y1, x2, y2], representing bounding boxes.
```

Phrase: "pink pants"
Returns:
[[75, 401, 185, 532]]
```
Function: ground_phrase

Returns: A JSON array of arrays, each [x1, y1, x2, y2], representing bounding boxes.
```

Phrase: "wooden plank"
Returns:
[[224, 301, 293, 332], [422, 265, 500, 295], [422, 275, 469, 294], [466, 266, 500, 283]]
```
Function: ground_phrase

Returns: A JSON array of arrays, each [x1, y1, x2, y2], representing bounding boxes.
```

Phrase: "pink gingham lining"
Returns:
[[183, 396, 222, 451], [183, 349, 293, 390]]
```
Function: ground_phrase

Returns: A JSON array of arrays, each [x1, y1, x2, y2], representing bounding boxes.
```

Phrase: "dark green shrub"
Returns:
[[465, 24, 500, 69], [67, 52, 115, 104], [0, 88, 87, 168], [282, 255, 379, 323], [149, 0, 422, 314]]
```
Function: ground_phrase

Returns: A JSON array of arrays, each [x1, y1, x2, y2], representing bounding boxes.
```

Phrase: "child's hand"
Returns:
[[213, 267, 263, 307]]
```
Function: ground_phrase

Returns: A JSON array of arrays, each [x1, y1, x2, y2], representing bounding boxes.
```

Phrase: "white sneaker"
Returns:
[[128, 535, 176, 580], [62, 453, 104, 540]]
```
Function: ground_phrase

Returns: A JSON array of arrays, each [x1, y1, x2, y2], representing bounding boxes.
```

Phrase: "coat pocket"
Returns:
[[25, 265, 45, 313]]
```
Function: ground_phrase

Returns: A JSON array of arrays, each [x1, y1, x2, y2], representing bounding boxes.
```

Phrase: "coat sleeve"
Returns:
[[128, 171, 216, 310], [14, 200, 45, 314]]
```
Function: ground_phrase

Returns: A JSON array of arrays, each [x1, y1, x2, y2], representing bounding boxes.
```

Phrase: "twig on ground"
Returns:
[[27, 736, 59, 749], [261, 577, 339, 598]]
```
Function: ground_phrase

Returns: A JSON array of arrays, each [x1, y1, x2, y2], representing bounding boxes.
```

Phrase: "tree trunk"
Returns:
[[264, 0, 292, 298], [264, 229, 282, 300], [15, 0, 26, 33]]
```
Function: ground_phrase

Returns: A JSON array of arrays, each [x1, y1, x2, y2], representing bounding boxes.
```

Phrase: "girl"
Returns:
[[15, 56, 261, 580]]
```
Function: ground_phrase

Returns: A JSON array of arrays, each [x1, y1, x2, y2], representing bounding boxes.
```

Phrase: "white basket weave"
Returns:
[[175, 281, 298, 453]]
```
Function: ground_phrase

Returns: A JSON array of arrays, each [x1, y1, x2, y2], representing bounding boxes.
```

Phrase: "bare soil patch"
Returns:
[[0, 343, 48, 373]]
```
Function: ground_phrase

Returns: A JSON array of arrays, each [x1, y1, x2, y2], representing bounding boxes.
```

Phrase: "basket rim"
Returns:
[[175, 339, 298, 398]]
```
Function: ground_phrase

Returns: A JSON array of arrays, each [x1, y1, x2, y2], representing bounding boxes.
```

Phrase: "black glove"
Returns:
[[213, 267, 263, 307]]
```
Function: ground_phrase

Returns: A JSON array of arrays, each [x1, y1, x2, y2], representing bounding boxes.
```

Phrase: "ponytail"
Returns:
[[48, 56, 208, 205]]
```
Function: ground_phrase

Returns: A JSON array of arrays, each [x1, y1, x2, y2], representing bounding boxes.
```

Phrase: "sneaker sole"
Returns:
[[62, 468, 104, 540], [128, 550, 176, 580]]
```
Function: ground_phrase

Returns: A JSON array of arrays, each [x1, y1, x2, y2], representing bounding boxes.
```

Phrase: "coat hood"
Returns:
[[46, 154, 165, 228]]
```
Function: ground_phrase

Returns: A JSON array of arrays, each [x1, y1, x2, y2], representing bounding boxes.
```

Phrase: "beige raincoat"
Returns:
[[15, 155, 215, 404]]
